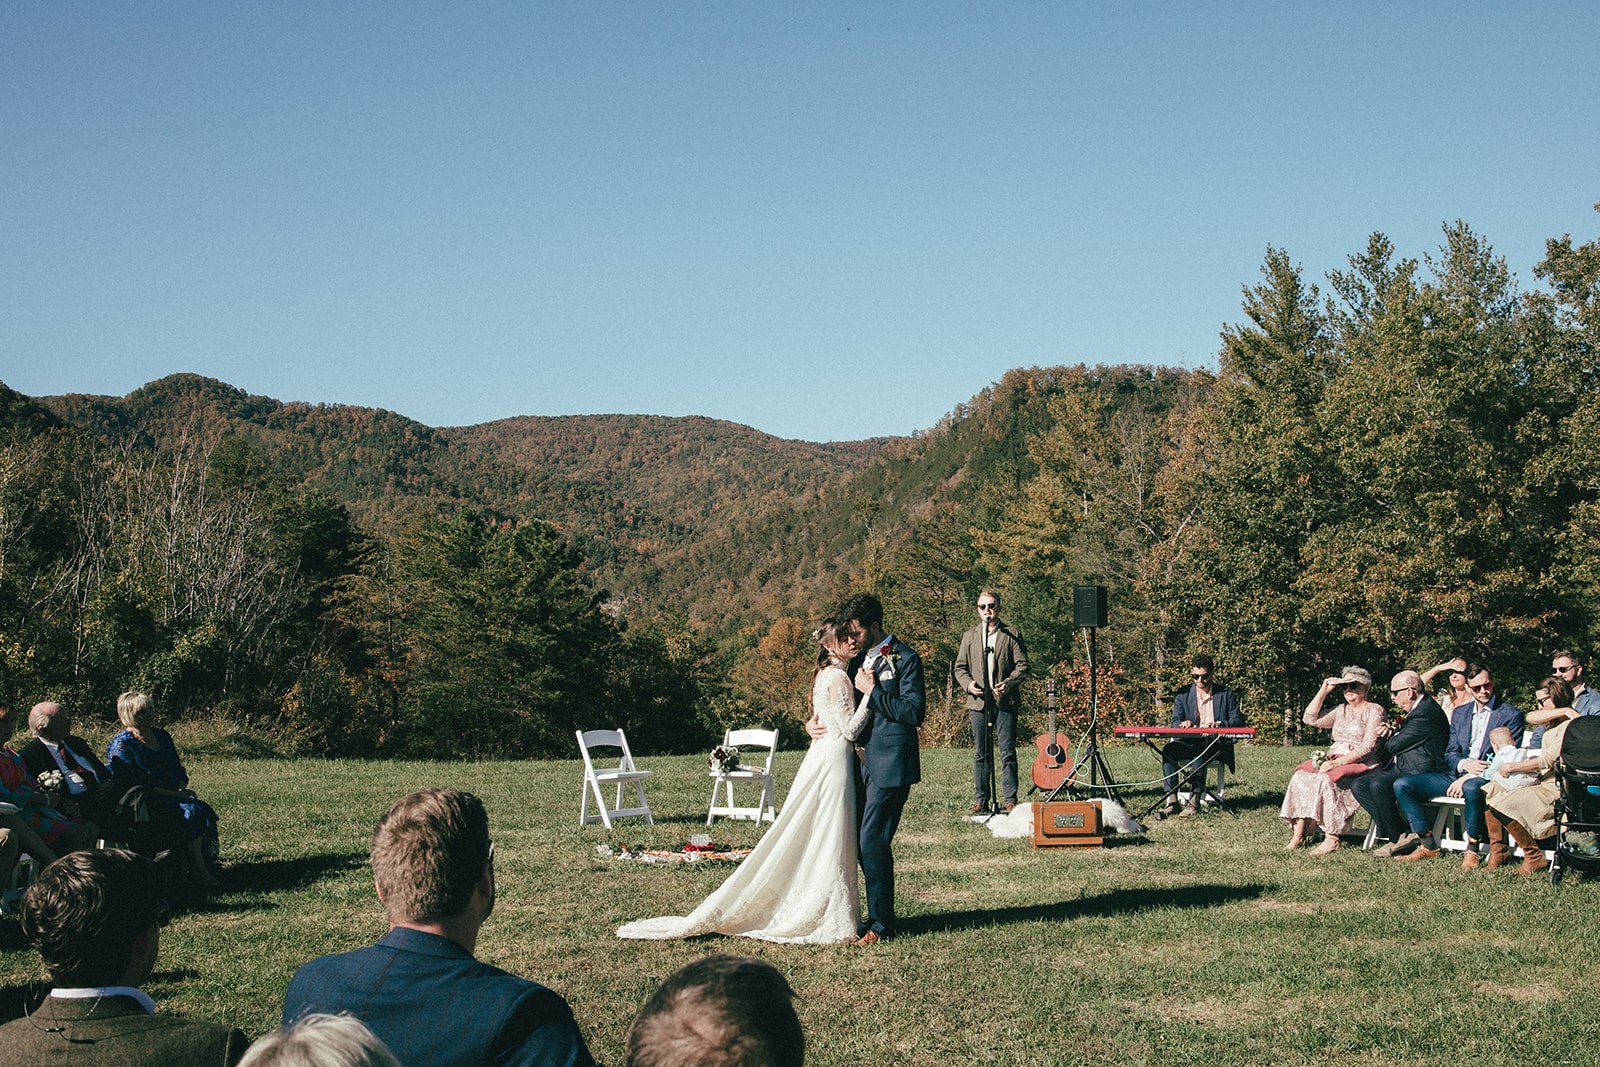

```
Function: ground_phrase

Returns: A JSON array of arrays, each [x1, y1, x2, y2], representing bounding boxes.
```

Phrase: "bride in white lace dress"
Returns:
[[617, 623, 864, 944]]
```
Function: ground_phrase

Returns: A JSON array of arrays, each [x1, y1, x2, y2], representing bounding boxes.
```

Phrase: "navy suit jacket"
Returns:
[[856, 634, 925, 789], [282, 927, 595, 1067], [1169, 683, 1245, 769], [1378, 694, 1449, 775], [1443, 694, 1524, 771]]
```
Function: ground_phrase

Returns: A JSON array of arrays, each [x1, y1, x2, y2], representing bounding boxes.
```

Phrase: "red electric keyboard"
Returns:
[[1115, 726, 1255, 819], [1114, 726, 1256, 739]]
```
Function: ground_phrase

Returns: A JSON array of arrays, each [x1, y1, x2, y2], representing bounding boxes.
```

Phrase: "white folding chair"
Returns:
[[576, 729, 654, 829], [707, 728, 780, 826]]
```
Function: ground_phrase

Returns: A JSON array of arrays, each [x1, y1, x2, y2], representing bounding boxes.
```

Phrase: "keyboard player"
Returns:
[[1162, 655, 1247, 816]]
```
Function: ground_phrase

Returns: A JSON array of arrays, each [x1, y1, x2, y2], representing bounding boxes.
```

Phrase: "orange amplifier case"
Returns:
[[1032, 800, 1104, 848]]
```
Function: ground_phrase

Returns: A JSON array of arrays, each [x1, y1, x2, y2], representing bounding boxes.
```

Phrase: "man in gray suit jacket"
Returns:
[[0, 849, 248, 1066], [953, 589, 1029, 813]]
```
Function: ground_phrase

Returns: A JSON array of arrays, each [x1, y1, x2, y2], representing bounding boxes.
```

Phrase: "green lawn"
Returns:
[[3, 743, 1595, 1066]]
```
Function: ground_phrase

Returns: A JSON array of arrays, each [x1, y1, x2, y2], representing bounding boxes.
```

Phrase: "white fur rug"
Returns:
[[968, 800, 1144, 839]]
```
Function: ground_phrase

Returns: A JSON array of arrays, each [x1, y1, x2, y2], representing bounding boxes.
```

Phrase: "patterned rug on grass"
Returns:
[[597, 834, 753, 864]]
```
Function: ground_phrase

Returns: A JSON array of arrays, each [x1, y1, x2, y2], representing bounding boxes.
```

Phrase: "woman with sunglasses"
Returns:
[[1280, 667, 1385, 852]]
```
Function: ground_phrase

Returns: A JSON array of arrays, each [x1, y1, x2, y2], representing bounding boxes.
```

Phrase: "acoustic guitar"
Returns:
[[1031, 677, 1075, 790]]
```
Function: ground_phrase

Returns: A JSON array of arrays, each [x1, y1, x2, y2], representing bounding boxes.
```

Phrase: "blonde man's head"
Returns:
[[369, 788, 491, 924]]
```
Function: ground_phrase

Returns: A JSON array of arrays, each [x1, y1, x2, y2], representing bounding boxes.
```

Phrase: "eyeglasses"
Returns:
[[1554, 664, 1578, 674], [977, 602, 997, 610], [1391, 685, 1416, 696], [1469, 682, 1494, 692], [1191, 672, 1210, 681], [1537, 693, 1553, 705]]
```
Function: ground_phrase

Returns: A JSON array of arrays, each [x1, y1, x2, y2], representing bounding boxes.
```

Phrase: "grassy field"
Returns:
[[3, 740, 1596, 1066]]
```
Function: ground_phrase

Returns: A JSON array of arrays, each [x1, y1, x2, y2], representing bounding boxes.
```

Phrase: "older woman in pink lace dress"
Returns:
[[1281, 667, 1385, 854]]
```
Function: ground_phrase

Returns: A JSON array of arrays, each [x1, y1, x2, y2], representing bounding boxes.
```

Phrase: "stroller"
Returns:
[[1549, 715, 1600, 885]]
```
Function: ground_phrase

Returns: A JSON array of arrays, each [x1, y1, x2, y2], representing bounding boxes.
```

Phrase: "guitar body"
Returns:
[[1032, 731, 1075, 791]]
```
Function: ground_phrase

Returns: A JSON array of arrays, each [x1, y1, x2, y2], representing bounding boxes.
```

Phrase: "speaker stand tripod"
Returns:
[[1046, 625, 1125, 808]]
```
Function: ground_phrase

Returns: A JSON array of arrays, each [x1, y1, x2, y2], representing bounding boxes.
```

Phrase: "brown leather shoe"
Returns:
[[1395, 845, 1442, 861], [1178, 801, 1199, 818], [855, 930, 882, 946], [1517, 850, 1550, 876], [969, 802, 987, 815], [1461, 850, 1482, 871]]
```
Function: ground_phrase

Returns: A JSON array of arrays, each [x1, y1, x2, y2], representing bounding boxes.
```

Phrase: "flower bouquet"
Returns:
[[709, 745, 741, 774], [36, 769, 65, 792], [1310, 750, 1328, 771]]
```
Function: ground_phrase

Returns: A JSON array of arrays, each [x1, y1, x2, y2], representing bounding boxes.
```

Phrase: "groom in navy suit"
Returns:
[[837, 593, 925, 945]]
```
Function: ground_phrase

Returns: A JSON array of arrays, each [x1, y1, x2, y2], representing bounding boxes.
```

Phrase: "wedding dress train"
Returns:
[[616, 664, 860, 944]]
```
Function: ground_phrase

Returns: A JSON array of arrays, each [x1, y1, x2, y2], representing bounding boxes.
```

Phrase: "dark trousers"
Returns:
[[1160, 737, 1225, 796], [857, 778, 911, 938], [1353, 768, 1406, 841], [971, 707, 1018, 805]]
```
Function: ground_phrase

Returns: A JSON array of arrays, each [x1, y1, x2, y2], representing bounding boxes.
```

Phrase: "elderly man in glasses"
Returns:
[[1392, 665, 1525, 862], [1359, 670, 1451, 856], [1160, 654, 1246, 817]]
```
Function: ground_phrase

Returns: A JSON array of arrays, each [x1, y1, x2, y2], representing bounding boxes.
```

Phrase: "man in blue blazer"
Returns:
[[1161, 654, 1245, 816], [282, 788, 596, 1067], [1393, 665, 1524, 862], [839, 593, 924, 945]]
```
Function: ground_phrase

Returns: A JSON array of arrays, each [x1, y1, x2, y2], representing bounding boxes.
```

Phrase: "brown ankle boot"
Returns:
[[1504, 819, 1550, 876], [1483, 811, 1511, 870]]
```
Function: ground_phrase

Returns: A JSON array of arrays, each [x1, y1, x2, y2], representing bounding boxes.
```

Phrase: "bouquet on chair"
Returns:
[[709, 745, 741, 773]]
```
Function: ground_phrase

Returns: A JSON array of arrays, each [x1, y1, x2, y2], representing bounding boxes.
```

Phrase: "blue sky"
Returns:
[[4, 4, 1597, 442]]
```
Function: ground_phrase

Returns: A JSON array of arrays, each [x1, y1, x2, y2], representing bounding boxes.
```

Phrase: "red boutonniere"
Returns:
[[875, 641, 901, 679]]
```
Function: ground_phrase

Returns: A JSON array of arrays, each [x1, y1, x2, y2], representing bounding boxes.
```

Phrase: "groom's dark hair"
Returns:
[[837, 593, 883, 632], [627, 954, 803, 1067]]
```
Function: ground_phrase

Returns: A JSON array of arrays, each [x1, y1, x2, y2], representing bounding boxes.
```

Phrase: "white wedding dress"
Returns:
[[616, 664, 861, 944]]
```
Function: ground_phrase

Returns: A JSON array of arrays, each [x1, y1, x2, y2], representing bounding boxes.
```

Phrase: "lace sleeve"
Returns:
[[813, 668, 857, 734]]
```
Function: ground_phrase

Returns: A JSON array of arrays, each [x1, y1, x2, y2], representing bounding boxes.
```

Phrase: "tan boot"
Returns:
[[1483, 810, 1511, 870], [1504, 819, 1550, 876]]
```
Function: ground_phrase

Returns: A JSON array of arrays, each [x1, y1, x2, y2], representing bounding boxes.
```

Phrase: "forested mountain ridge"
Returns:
[[26, 368, 1132, 636]]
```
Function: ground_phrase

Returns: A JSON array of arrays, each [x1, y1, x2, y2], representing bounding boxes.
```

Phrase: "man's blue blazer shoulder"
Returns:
[[283, 927, 594, 1067]]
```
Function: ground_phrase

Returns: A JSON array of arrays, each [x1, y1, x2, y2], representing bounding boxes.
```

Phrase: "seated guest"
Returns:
[[282, 788, 597, 1067], [0, 702, 98, 858], [0, 849, 248, 1064], [1421, 656, 1473, 714], [1160, 654, 1245, 817], [1549, 650, 1600, 723], [106, 690, 221, 888], [240, 1013, 401, 1067], [1281, 667, 1385, 853], [627, 954, 804, 1067], [1394, 665, 1524, 862], [20, 700, 120, 826], [1479, 677, 1581, 875], [1360, 671, 1450, 856]]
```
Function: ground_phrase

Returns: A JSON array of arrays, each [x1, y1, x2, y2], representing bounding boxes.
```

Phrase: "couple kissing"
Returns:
[[617, 593, 925, 945]]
